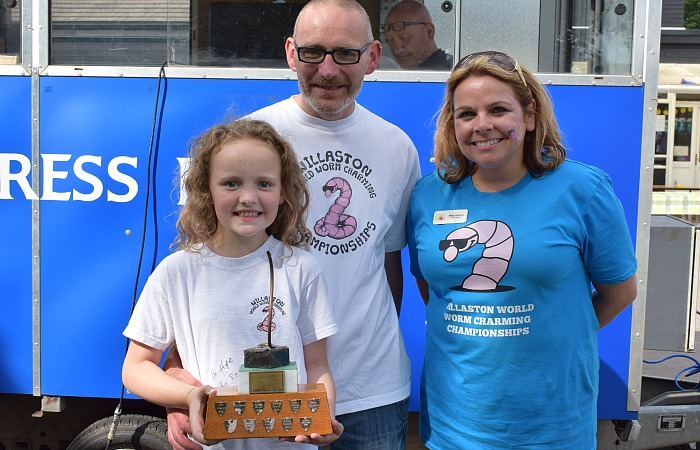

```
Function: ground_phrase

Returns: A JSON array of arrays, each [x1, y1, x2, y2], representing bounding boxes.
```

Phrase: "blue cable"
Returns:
[[643, 354, 700, 391]]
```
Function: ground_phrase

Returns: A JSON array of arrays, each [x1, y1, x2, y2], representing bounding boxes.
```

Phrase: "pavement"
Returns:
[[641, 313, 700, 405], [406, 412, 427, 449], [643, 315, 700, 380]]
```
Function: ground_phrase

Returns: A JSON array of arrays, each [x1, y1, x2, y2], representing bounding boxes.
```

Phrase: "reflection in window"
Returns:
[[656, 108, 668, 155], [0, 0, 20, 65], [194, 1, 303, 67], [44, 0, 635, 74], [50, 0, 190, 66], [458, 0, 634, 75], [546, 0, 633, 75], [49, 0, 306, 67], [654, 108, 668, 186], [379, 0, 453, 71], [673, 107, 693, 163]]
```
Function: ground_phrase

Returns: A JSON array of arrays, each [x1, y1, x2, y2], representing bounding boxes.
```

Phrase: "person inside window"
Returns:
[[382, 0, 452, 70]]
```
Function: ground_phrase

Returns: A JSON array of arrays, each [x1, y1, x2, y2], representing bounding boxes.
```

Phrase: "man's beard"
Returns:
[[298, 76, 362, 118]]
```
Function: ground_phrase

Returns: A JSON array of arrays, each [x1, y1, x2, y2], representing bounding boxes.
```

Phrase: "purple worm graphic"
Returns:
[[314, 177, 357, 239], [440, 220, 514, 290]]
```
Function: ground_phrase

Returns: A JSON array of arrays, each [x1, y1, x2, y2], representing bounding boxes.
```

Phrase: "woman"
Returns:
[[407, 51, 638, 449]]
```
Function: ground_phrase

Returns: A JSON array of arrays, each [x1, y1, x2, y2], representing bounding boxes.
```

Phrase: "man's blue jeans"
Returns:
[[325, 397, 409, 450]]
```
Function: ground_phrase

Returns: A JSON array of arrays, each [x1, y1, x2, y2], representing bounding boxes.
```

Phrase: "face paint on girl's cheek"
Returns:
[[507, 128, 519, 141]]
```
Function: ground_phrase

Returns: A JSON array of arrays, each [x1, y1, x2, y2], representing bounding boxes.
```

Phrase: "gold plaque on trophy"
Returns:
[[249, 371, 285, 394], [203, 383, 332, 439]]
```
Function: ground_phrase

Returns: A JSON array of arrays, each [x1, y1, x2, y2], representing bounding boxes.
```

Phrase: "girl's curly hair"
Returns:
[[174, 119, 311, 252]]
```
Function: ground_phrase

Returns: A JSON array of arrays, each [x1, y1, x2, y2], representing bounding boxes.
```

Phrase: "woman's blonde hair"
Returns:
[[174, 119, 310, 251], [434, 53, 566, 184]]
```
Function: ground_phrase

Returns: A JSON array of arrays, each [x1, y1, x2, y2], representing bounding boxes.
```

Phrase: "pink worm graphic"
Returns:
[[257, 305, 276, 332], [441, 220, 514, 291], [314, 177, 357, 239]]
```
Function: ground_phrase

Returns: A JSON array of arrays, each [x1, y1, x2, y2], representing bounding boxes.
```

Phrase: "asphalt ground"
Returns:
[[642, 314, 700, 402], [406, 412, 427, 449]]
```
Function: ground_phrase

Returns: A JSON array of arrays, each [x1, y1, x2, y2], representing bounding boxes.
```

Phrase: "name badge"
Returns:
[[433, 209, 468, 225]]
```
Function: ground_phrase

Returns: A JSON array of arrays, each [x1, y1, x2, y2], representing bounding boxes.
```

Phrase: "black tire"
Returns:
[[67, 414, 169, 450]]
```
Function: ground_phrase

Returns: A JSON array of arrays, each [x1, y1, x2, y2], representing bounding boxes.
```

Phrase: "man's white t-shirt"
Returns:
[[251, 98, 421, 414]]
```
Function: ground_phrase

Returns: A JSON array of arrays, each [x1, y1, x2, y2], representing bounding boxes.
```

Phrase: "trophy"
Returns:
[[203, 251, 332, 439]]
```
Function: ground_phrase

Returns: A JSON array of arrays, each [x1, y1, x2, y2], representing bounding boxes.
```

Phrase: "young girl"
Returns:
[[122, 119, 341, 449]]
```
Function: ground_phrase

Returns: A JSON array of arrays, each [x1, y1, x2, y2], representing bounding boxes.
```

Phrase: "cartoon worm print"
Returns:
[[439, 220, 514, 291], [257, 305, 276, 332], [314, 177, 357, 239]]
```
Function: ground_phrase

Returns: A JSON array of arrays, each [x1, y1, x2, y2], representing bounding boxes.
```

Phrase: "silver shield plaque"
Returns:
[[281, 417, 294, 432], [223, 418, 237, 434], [262, 417, 275, 432], [233, 400, 246, 415], [289, 399, 302, 414], [252, 400, 265, 415], [308, 398, 320, 413], [214, 401, 227, 416], [299, 416, 312, 431], [244, 418, 256, 433], [271, 400, 283, 414]]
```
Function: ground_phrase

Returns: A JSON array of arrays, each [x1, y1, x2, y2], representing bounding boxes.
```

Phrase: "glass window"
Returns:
[[0, 0, 21, 65], [378, 0, 455, 70], [558, 0, 634, 75], [656, 107, 669, 156], [49, 0, 312, 67], [48, 0, 381, 68], [50, 0, 190, 66], [654, 107, 669, 186], [193, 0, 305, 67], [673, 107, 693, 162], [459, 0, 634, 75], [46, 0, 635, 74]]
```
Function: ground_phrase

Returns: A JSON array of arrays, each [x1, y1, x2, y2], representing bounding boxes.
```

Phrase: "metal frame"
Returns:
[[37, 65, 643, 87], [626, 0, 661, 413], [27, 0, 40, 397]]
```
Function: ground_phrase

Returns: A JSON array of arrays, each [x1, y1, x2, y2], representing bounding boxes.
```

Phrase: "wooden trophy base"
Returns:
[[203, 383, 332, 439]]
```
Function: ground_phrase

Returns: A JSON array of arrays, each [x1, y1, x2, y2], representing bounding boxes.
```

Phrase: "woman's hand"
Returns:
[[186, 385, 223, 446]]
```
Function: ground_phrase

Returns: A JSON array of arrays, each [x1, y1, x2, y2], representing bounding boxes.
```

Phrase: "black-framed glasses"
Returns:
[[455, 51, 528, 88], [294, 42, 372, 65], [379, 21, 427, 33]]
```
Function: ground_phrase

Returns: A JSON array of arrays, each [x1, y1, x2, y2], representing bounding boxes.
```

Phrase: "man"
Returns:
[[382, 0, 452, 70], [167, 0, 421, 449]]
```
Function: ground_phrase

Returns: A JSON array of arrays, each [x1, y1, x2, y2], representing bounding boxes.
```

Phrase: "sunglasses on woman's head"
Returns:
[[454, 51, 527, 88]]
